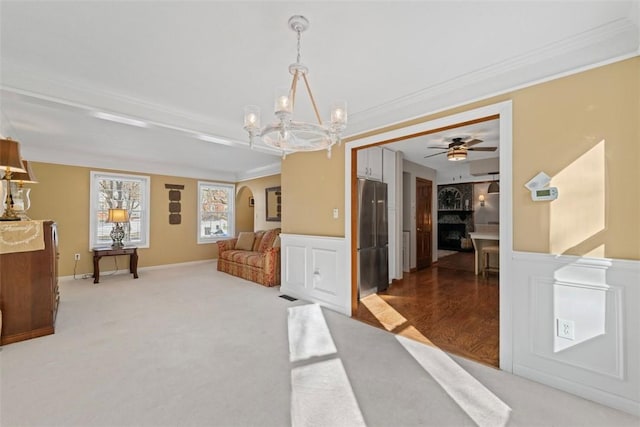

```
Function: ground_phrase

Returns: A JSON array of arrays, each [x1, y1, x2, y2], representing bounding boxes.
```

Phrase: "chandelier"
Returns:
[[243, 15, 347, 159]]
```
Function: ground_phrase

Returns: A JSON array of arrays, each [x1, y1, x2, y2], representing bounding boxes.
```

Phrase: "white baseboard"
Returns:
[[58, 259, 215, 282], [514, 364, 640, 416]]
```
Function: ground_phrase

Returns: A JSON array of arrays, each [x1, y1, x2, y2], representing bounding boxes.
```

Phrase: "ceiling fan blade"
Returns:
[[424, 151, 446, 159], [427, 146, 448, 149], [468, 147, 497, 152], [465, 138, 483, 147]]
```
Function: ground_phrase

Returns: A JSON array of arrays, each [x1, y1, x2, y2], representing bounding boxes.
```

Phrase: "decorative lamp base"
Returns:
[[110, 223, 126, 247], [1, 182, 21, 221]]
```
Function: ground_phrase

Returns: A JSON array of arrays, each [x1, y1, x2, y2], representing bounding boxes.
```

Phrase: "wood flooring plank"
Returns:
[[353, 259, 499, 367]]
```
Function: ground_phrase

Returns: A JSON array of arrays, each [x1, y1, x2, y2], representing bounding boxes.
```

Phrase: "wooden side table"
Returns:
[[92, 246, 139, 284]]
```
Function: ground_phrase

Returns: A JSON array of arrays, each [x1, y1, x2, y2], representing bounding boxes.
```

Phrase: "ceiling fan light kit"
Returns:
[[447, 147, 467, 161], [425, 137, 497, 161], [243, 15, 347, 159]]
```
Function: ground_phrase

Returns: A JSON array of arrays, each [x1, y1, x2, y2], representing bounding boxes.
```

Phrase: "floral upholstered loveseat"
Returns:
[[216, 228, 281, 287]]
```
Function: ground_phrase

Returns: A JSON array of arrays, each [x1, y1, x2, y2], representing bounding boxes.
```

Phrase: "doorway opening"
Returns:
[[345, 101, 513, 371]]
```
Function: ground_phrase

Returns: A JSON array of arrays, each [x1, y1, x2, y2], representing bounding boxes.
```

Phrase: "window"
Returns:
[[90, 171, 150, 248], [198, 181, 235, 244]]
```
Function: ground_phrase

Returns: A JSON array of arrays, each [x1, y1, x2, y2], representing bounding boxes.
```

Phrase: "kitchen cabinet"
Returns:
[[357, 146, 383, 181]]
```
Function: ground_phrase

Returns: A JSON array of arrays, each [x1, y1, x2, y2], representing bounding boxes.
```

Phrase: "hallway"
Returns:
[[353, 254, 499, 367]]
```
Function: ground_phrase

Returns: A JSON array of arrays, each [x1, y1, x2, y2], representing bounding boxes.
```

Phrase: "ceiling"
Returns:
[[1, 1, 638, 181]]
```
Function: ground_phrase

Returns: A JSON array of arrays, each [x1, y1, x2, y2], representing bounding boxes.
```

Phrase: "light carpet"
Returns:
[[1, 261, 638, 426]]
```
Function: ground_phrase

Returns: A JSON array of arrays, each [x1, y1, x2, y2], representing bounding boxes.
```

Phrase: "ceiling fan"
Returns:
[[424, 137, 497, 161]]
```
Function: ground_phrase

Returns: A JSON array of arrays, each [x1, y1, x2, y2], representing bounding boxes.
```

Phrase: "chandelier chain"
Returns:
[[296, 28, 302, 64]]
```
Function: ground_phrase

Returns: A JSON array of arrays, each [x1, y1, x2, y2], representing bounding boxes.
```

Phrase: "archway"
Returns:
[[236, 185, 255, 233]]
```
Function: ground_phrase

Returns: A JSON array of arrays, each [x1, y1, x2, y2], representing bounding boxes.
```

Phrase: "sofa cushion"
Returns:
[[219, 250, 265, 268], [252, 230, 266, 251], [258, 228, 280, 252], [235, 232, 255, 250]]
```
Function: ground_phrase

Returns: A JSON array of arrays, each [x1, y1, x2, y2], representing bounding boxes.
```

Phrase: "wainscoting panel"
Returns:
[[283, 244, 306, 289], [311, 248, 339, 297], [512, 252, 639, 415], [280, 234, 349, 315]]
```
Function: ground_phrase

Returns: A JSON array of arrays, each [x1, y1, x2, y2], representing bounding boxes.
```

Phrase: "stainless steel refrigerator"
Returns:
[[357, 178, 389, 298]]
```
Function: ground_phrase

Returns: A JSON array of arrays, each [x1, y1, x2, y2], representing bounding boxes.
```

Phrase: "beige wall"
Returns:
[[237, 174, 281, 231], [512, 58, 639, 259], [282, 57, 639, 260], [282, 146, 345, 236], [27, 163, 222, 277]]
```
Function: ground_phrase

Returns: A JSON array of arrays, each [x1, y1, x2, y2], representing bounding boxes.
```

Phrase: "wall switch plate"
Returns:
[[74, 253, 81, 261], [557, 318, 575, 340], [333, 208, 339, 219]]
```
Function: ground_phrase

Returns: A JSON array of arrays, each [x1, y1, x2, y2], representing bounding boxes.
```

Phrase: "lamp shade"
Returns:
[[9, 160, 38, 183], [0, 138, 27, 174], [107, 208, 129, 223], [487, 180, 500, 193]]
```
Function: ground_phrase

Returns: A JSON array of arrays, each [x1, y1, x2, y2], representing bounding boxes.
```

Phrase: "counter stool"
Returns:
[[482, 245, 500, 278]]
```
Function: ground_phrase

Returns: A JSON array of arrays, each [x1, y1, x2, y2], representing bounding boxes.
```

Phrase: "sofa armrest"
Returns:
[[262, 246, 281, 268], [216, 238, 238, 253]]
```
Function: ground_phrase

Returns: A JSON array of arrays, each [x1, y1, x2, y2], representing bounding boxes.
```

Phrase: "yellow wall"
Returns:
[[282, 57, 639, 260], [512, 59, 639, 259], [27, 163, 224, 276], [282, 146, 345, 236], [237, 174, 282, 231]]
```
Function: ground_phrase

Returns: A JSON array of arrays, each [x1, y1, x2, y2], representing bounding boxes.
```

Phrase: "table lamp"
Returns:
[[107, 208, 129, 247], [9, 160, 38, 220], [0, 138, 27, 221]]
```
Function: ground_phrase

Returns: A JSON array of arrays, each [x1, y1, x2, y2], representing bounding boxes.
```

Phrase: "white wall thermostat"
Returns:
[[531, 187, 558, 201], [525, 171, 551, 191]]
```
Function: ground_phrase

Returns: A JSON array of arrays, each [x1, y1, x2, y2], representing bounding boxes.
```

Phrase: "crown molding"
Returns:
[[236, 162, 282, 182], [22, 141, 281, 183], [22, 146, 236, 182], [0, 60, 245, 141]]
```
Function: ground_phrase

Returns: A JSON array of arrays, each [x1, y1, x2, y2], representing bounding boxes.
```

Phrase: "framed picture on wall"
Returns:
[[249, 197, 255, 207]]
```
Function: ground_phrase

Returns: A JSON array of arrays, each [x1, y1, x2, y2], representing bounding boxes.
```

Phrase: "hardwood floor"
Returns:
[[353, 253, 499, 367]]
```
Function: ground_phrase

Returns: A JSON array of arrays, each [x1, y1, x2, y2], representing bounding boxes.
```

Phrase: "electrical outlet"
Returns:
[[333, 208, 339, 219], [557, 318, 575, 340], [74, 253, 81, 261]]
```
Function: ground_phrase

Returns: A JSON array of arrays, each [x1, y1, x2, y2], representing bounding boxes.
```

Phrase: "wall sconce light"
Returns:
[[479, 194, 485, 207]]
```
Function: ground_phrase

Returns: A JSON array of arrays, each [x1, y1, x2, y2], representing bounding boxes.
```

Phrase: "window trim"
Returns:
[[89, 171, 151, 249], [197, 181, 235, 244]]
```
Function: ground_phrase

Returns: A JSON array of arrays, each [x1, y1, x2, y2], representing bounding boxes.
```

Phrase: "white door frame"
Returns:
[[344, 100, 514, 372]]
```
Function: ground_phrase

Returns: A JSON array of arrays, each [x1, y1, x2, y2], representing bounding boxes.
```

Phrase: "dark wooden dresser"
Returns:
[[0, 220, 59, 345]]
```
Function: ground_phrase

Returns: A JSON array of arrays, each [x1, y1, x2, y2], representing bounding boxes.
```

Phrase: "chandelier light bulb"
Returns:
[[331, 101, 347, 126], [274, 88, 292, 117], [244, 105, 261, 130]]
